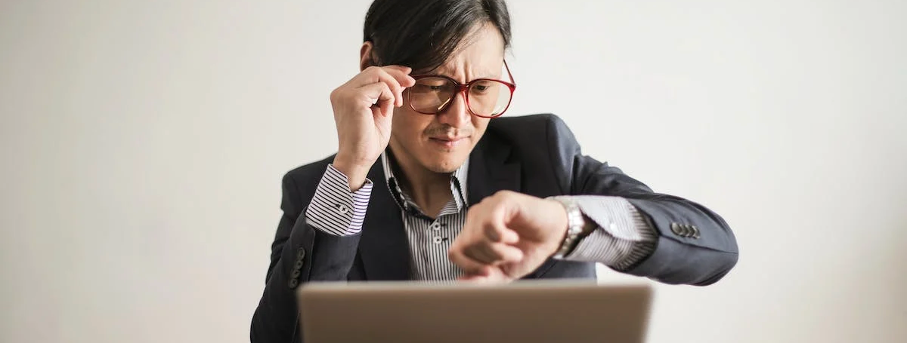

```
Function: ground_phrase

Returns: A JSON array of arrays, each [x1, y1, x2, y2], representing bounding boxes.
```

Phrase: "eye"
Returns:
[[413, 77, 452, 94], [471, 81, 495, 94]]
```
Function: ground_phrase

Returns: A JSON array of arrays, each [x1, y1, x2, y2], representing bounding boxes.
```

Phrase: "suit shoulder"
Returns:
[[489, 113, 562, 131], [487, 113, 579, 152], [282, 154, 336, 189]]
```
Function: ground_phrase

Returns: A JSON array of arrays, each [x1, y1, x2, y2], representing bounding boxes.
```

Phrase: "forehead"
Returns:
[[427, 24, 505, 80]]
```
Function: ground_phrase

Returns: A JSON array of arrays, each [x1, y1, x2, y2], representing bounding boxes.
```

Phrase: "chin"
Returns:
[[421, 153, 468, 173], [417, 142, 472, 173]]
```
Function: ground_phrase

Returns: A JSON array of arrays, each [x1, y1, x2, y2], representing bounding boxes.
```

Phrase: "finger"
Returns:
[[483, 221, 520, 244], [375, 69, 405, 108], [381, 66, 416, 87], [378, 87, 394, 118], [371, 104, 393, 122], [358, 82, 395, 117], [379, 68, 415, 107], [355, 67, 408, 107], [492, 243, 524, 263], [460, 266, 492, 279], [463, 244, 495, 264], [449, 248, 494, 275], [358, 81, 394, 105], [465, 242, 523, 265], [481, 209, 520, 244], [382, 65, 412, 74], [459, 270, 509, 284], [458, 274, 492, 283], [459, 275, 486, 282]]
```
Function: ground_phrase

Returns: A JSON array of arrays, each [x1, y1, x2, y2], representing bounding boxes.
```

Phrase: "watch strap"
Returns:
[[551, 197, 585, 259]]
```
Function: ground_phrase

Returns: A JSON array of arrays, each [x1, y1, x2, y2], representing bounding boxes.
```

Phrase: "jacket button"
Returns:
[[296, 247, 306, 259], [294, 259, 303, 270], [671, 223, 683, 236], [288, 278, 298, 289]]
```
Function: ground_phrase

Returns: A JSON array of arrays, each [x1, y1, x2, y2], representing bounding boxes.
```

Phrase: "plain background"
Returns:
[[0, 0, 905, 342]]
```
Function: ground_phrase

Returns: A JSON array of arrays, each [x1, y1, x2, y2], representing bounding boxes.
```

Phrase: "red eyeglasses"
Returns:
[[406, 60, 516, 118]]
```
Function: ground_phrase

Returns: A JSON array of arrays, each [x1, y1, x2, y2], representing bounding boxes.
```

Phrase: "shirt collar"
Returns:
[[381, 149, 470, 214]]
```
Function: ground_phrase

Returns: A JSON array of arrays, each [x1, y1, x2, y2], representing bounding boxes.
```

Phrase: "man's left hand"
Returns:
[[448, 190, 569, 283]]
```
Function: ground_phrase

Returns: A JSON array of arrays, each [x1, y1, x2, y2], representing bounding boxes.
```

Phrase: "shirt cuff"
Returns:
[[304, 164, 373, 236], [553, 195, 657, 270]]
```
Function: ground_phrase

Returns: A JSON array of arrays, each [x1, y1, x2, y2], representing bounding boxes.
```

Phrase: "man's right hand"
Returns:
[[329, 65, 416, 191]]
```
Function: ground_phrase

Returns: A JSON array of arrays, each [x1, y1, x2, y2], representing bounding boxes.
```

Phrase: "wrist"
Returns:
[[549, 197, 588, 259], [332, 156, 371, 191]]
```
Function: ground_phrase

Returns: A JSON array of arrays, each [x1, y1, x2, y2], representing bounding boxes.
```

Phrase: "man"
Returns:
[[251, 0, 739, 341]]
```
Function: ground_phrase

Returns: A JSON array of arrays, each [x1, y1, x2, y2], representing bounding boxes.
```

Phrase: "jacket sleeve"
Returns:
[[546, 115, 739, 286], [250, 170, 362, 342]]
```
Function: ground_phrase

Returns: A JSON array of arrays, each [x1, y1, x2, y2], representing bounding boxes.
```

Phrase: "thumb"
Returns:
[[360, 82, 395, 117]]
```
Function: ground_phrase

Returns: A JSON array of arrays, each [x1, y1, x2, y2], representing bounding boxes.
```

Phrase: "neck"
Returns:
[[388, 147, 454, 218]]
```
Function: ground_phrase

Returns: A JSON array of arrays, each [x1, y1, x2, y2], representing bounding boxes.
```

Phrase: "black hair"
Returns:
[[363, 0, 511, 73]]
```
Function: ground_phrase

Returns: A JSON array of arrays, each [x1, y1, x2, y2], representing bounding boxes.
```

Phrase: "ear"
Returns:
[[360, 41, 374, 72]]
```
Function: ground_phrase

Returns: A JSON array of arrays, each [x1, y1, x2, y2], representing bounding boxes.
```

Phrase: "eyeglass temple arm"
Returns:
[[504, 59, 516, 87]]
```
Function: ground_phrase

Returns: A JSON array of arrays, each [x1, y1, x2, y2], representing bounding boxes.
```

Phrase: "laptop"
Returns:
[[298, 280, 653, 342]]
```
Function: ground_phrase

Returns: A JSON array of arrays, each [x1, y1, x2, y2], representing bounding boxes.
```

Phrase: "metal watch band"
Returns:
[[551, 197, 585, 259]]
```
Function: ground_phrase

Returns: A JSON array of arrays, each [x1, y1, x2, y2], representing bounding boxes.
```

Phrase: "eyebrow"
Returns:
[[417, 69, 500, 81]]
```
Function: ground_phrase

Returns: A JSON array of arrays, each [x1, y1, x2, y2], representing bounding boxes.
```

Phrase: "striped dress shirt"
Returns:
[[304, 151, 656, 280]]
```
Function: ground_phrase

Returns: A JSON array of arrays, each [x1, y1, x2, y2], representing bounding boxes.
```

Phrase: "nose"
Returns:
[[435, 90, 471, 128]]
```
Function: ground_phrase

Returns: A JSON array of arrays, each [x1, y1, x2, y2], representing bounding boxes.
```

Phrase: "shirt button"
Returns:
[[431, 222, 442, 231], [336, 204, 349, 214], [433, 236, 444, 244]]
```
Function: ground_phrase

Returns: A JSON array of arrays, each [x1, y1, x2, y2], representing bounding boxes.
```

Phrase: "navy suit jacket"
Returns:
[[251, 114, 739, 342]]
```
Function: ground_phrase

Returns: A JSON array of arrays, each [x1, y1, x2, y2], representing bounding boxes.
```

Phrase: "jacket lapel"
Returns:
[[467, 135, 522, 206], [358, 133, 524, 281], [358, 161, 410, 281], [468, 135, 557, 279]]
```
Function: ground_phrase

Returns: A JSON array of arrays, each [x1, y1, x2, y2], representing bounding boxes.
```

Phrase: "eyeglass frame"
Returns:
[[405, 60, 517, 118]]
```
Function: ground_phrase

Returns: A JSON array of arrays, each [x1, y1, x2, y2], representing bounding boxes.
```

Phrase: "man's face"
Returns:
[[388, 24, 506, 174]]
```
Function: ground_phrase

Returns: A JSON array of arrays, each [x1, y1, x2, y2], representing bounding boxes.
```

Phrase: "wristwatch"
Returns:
[[551, 197, 586, 259]]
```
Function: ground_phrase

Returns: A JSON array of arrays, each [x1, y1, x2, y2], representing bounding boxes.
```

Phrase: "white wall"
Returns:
[[0, 0, 904, 342]]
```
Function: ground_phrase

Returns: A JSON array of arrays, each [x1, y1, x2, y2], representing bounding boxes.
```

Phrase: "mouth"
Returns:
[[428, 136, 468, 149]]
